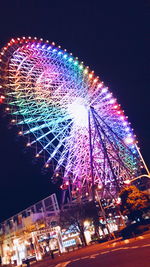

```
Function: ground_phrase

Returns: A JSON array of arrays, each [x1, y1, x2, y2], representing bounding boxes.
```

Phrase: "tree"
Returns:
[[119, 185, 150, 223], [59, 201, 100, 246]]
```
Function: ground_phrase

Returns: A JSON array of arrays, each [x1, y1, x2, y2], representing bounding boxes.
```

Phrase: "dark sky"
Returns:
[[0, 0, 149, 221]]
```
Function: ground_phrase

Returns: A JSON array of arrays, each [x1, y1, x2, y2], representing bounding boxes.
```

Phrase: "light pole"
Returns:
[[124, 174, 150, 185], [135, 144, 150, 176]]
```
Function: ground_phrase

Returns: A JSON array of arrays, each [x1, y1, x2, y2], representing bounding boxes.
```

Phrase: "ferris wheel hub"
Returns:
[[67, 97, 88, 127]]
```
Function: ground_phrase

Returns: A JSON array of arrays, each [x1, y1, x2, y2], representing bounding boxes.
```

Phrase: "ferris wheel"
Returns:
[[0, 37, 143, 199]]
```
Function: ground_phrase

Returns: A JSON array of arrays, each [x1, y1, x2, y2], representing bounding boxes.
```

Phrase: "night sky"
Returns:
[[0, 1, 149, 221]]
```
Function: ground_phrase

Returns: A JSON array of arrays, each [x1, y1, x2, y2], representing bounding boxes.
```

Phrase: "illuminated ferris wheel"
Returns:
[[0, 37, 143, 199]]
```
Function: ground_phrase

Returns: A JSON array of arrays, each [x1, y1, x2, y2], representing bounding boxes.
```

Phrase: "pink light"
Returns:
[[124, 136, 134, 145], [109, 98, 116, 104], [45, 163, 49, 168], [113, 105, 118, 109], [125, 127, 130, 132], [101, 87, 108, 93], [105, 93, 112, 99], [26, 143, 31, 147], [120, 116, 124, 120], [93, 78, 98, 83], [98, 83, 103, 88]]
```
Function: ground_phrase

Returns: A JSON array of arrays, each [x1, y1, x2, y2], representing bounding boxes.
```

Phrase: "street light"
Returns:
[[135, 144, 150, 176], [124, 174, 150, 185]]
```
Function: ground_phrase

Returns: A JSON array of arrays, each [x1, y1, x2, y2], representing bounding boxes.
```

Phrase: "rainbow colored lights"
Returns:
[[0, 37, 142, 198]]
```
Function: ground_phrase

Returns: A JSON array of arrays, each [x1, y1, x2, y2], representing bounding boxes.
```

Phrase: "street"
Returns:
[[31, 233, 150, 267]]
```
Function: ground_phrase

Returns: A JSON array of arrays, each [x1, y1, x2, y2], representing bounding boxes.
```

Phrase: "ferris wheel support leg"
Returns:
[[88, 109, 95, 201], [91, 107, 120, 195]]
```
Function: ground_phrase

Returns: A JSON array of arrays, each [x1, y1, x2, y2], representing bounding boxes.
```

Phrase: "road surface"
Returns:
[[32, 233, 150, 267]]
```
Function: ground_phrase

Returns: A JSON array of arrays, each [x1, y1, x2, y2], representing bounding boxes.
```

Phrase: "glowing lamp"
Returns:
[[97, 184, 103, 190], [98, 83, 103, 88], [45, 163, 49, 168], [93, 78, 98, 83], [124, 136, 134, 145], [101, 87, 108, 93], [113, 105, 118, 109], [89, 73, 93, 79], [120, 116, 124, 120], [105, 93, 112, 99], [109, 99, 116, 104], [26, 143, 31, 147], [79, 65, 83, 69], [84, 220, 90, 227], [124, 179, 130, 185], [84, 69, 88, 74], [125, 127, 130, 132]]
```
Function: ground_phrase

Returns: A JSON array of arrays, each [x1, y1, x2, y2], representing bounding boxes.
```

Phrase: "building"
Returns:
[[0, 193, 63, 266]]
